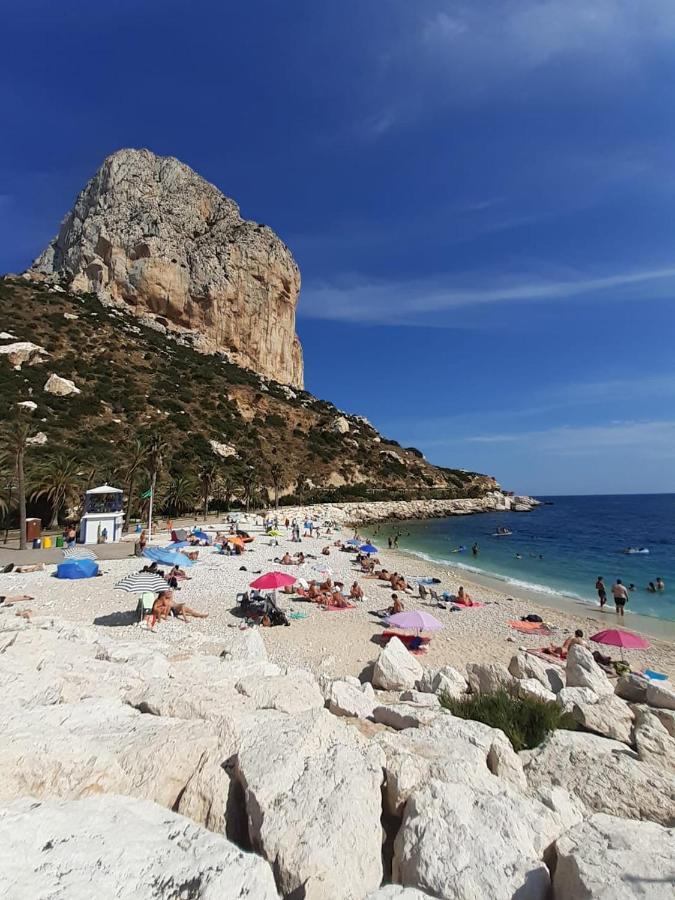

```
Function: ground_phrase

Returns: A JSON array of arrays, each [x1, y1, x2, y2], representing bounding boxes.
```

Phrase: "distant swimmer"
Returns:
[[647, 582, 657, 593], [515, 553, 523, 560], [472, 543, 479, 557], [595, 577, 607, 608], [656, 577, 665, 591]]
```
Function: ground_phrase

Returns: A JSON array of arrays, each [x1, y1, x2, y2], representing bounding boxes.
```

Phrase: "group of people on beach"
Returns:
[[596, 575, 665, 616]]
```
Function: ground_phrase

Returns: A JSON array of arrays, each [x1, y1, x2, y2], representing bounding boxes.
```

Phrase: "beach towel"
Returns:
[[643, 669, 668, 681], [453, 599, 485, 608], [323, 602, 356, 611], [289, 612, 308, 620], [508, 620, 552, 634], [526, 648, 565, 667]]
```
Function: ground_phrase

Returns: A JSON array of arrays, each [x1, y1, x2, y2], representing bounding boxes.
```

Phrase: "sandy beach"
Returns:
[[2, 510, 675, 682]]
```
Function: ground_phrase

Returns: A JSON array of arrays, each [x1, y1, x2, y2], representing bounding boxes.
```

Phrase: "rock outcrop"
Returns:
[[30, 148, 303, 386]]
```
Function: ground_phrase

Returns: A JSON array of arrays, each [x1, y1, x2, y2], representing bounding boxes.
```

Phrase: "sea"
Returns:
[[384, 494, 675, 623]]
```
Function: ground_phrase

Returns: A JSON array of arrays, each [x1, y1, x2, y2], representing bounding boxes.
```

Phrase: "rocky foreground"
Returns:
[[1, 606, 674, 899]]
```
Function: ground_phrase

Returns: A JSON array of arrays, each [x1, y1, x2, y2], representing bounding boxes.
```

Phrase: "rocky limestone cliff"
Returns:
[[29, 148, 303, 387]]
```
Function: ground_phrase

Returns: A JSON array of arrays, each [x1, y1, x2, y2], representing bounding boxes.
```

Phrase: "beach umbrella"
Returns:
[[226, 536, 245, 547], [192, 529, 211, 544], [56, 559, 99, 579], [250, 571, 297, 590], [387, 611, 443, 632], [591, 628, 650, 660], [346, 538, 361, 546], [360, 544, 378, 554], [62, 547, 97, 560], [143, 548, 195, 568], [267, 529, 282, 537], [313, 565, 333, 579], [115, 572, 168, 594]]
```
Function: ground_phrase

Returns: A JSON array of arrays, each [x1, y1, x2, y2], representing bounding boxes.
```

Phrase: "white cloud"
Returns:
[[299, 265, 675, 323]]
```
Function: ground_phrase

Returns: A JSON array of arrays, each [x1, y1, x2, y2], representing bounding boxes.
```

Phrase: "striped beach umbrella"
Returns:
[[62, 547, 97, 560], [114, 572, 169, 594]]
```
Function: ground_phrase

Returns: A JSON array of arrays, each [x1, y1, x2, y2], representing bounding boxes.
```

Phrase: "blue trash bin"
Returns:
[[32, 538, 42, 549]]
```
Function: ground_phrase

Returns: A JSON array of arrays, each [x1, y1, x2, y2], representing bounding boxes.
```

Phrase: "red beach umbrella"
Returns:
[[250, 571, 297, 590], [590, 629, 650, 650]]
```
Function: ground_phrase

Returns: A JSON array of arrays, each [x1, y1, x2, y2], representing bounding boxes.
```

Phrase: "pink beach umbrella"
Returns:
[[591, 628, 650, 661], [249, 571, 297, 590], [387, 611, 443, 632]]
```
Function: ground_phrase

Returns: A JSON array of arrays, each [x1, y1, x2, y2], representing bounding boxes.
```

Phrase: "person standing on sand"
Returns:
[[596, 576, 607, 608], [611, 579, 629, 617]]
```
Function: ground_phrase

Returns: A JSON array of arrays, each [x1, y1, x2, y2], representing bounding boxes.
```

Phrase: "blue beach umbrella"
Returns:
[[346, 538, 362, 546], [192, 529, 212, 544], [143, 548, 195, 568], [360, 544, 378, 554], [56, 559, 99, 579]]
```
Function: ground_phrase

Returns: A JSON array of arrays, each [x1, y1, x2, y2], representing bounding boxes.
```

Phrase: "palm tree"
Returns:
[[270, 462, 282, 510], [30, 456, 83, 529], [160, 474, 199, 516], [1, 417, 34, 549], [243, 468, 257, 514], [145, 436, 168, 540], [121, 438, 146, 533], [199, 462, 218, 519], [213, 474, 236, 513], [0, 452, 15, 544]]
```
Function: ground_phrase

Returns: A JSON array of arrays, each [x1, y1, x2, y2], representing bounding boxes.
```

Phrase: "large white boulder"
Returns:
[[565, 644, 614, 696], [0, 795, 279, 899], [633, 707, 675, 774], [219, 626, 268, 661], [399, 690, 441, 708], [374, 714, 526, 815], [466, 662, 515, 695], [393, 780, 553, 900], [235, 671, 324, 715], [553, 813, 675, 899], [524, 729, 675, 825], [556, 687, 634, 743], [416, 665, 468, 699], [614, 672, 650, 703], [372, 637, 423, 691], [508, 652, 564, 693], [0, 341, 47, 368], [43, 372, 81, 396], [517, 678, 557, 704], [366, 889, 432, 899], [234, 708, 385, 899], [373, 703, 441, 731], [328, 679, 377, 719], [0, 699, 229, 832], [646, 680, 675, 711]]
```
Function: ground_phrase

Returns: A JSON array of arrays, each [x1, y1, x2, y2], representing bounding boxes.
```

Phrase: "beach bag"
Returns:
[[522, 614, 543, 623]]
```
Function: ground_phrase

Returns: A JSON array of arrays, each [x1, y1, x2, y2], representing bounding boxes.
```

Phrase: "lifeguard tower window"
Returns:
[[85, 494, 123, 514]]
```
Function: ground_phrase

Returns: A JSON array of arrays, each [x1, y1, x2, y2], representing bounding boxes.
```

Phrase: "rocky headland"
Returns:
[[1, 596, 673, 898], [29, 148, 303, 387]]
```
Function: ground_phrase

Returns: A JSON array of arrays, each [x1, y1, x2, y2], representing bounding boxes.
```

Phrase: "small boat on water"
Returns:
[[491, 528, 513, 537], [623, 547, 650, 555]]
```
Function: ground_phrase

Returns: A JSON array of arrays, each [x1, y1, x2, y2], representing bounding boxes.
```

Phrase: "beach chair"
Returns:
[[136, 591, 155, 623]]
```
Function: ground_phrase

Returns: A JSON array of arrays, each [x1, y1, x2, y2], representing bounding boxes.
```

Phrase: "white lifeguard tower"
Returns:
[[79, 485, 124, 545]]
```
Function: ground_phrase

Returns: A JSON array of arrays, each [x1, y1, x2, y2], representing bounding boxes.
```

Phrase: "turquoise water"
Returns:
[[380, 494, 675, 622]]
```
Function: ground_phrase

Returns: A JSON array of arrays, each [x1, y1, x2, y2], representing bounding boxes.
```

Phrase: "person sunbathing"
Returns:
[[295, 552, 305, 564], [0, 594, 33, 606], [388, 593, 405, 615], [319, 578, 333, 592], [279, 552, 294, 565], [548, 629, 587, 658], [152, 590, 208, 623], [349, 582, 364, 601], [328, 590, 350, 608], [307, 582, 321, 600], [321, 546, 331, 556], [456, 586, 474, 606]]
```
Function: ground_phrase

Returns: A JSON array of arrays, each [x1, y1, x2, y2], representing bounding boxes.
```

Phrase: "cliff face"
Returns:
[[30, 149, 303, 387]]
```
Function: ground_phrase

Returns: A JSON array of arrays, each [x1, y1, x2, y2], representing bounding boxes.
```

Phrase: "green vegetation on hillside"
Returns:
[[0, 276, 496, 526]]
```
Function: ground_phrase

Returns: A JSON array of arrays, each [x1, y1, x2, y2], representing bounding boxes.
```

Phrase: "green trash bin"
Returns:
[[55, 536, 64, 548]]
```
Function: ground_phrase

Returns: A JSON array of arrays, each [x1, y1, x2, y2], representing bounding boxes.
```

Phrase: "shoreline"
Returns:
[[389, 543, 675, 643]]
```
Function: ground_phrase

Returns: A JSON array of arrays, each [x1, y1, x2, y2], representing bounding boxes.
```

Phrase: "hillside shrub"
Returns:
[[439, 689, 575, 751]]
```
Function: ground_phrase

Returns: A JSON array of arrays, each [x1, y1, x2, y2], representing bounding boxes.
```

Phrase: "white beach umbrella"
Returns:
[[114, 573, 168, 594], [62, 547, 97, 560]]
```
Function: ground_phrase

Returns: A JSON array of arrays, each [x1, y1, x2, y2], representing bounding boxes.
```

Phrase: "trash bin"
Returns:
[[43, 536, 53, 549], [26, 518, 42, 542], [55, 536, 64, 548], [135, 523, 142, 533], [32, 538, 42, 550]]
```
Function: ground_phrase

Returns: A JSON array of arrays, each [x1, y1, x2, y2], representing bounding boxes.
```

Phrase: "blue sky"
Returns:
[[2, 1, 675, 494]]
